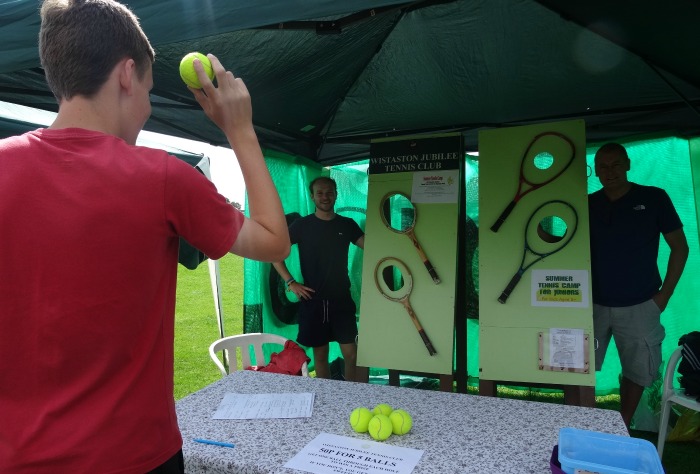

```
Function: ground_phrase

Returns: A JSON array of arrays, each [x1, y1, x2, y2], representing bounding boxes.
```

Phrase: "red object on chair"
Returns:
[[210, 333, 310, 376], [249, 340, 311, 376]]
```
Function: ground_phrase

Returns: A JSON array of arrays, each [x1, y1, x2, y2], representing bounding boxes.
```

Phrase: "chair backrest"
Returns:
[[657, 346, 700, 457], [209, 333, 302, 377], [662, 347, 684, 399]]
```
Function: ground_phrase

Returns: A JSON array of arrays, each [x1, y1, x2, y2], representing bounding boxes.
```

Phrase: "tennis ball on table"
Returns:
[[372, 403, 393, 416], [179, 52, 215, 89], [389, 409, 412, 435], [367, 414, 392, 441], [349, 407, 373, 433]]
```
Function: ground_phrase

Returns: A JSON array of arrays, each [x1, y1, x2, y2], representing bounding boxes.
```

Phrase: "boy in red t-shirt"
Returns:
[[0, 1, 289, 473]]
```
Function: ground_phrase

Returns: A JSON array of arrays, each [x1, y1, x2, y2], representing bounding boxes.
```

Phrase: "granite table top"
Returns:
[[175, 371, 627, 474]]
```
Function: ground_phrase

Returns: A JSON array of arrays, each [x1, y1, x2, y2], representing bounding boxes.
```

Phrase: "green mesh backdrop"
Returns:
[[244, 136, 697, 393], [465, 155, 481, 385]]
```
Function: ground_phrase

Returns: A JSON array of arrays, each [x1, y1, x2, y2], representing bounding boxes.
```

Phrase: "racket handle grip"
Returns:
[[498, 272, 522, 304], [423, 261, 441, 284], [418, 330, 437, 356], [490, 201, 516, 233]]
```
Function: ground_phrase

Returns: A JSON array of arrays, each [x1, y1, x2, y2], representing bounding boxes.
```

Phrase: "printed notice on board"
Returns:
[[411, 170, 459, 203], [284, 432, 423, 474], [549, 328, 585, 369], [531, 269, 589, 308]]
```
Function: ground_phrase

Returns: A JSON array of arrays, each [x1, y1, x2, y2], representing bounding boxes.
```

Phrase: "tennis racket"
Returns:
[[498, 200, 578, 304], [374, 257, 437, 356], [490, 131, 575, 232], [380, 192, 440, 284]]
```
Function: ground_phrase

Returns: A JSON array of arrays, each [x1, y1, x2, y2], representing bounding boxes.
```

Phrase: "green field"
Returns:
[[174, 253, 245, 400], [173, 254, 698, 472]]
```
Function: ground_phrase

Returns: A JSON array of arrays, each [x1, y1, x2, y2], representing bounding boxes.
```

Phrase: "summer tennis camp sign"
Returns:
[[531, 269, 589, 308]]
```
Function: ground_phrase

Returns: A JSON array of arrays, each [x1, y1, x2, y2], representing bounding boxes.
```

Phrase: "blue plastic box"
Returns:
[[558, 428, 664, 474]]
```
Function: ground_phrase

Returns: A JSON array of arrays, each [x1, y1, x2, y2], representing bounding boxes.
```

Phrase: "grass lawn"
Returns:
[[174, 253, 245, 400], [173, 255, 699, 472]]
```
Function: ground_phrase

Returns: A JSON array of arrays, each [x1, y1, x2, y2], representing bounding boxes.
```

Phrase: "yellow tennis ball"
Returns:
[[367, 414, 392, 441], [389, 409, 412, 435], [349, 407, 373, 433], [179, 52, 214, 89], [372, 403, 393, 416]]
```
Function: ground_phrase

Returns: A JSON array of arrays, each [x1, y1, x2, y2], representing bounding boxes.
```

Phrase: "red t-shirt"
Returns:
[[0, 128, 243, 473]]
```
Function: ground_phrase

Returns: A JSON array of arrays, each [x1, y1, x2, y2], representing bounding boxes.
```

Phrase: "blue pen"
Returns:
[[193, 438, 235, 448]]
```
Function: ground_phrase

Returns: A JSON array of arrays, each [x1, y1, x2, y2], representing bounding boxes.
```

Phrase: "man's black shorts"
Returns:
[[297, 297, 357, 347]]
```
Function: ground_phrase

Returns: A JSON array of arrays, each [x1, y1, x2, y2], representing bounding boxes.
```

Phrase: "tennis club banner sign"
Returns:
[[531, 269, 589, 307], [368, 135, 461, 175]]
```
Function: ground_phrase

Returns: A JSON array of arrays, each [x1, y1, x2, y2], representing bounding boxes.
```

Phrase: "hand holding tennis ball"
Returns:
[[349, 407, 373, 433], [179, 52, 215, 89], [367, 414, 393, 441]]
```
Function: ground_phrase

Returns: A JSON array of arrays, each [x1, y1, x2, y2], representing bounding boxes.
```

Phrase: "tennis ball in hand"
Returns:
[[372, 403, 393, 416], [389, 409, 412, 435], [368, 414, 392, 441], [349, 407, 373, 433], [179, 52, 214, 89]]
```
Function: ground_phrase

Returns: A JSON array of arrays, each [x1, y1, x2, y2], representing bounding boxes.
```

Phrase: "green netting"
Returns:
[[244, 136, 698, 394]]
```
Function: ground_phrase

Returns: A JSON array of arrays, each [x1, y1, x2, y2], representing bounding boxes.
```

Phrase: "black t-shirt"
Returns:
[[289, 214, 364, 300], [588, 184, 682, 306]]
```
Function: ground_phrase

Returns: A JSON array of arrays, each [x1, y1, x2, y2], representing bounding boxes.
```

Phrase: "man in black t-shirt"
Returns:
[[273, 177, 364, 381]]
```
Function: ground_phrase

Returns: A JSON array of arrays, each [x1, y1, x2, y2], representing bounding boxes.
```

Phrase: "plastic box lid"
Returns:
[[558, 428, 664, 474]]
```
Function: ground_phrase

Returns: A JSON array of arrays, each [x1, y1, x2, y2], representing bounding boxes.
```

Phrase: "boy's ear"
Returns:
[[118, 58, 136, 94]]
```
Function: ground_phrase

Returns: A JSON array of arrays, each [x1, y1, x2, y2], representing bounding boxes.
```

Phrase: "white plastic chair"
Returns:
[[657, 346, 700, 457], [208, 333, 309, 377]]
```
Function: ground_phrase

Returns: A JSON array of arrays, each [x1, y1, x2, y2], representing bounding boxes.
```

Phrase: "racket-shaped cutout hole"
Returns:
[[533, 152, 554, 170], [380, 192, 416, 233], [381, 265, 405, 292], [537, 215, 568, 243], [374, 257, 413, 301], [526, 201, 578, 254]]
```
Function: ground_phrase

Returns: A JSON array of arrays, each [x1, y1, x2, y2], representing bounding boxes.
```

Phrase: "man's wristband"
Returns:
[[285, 277, 296, 287]]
